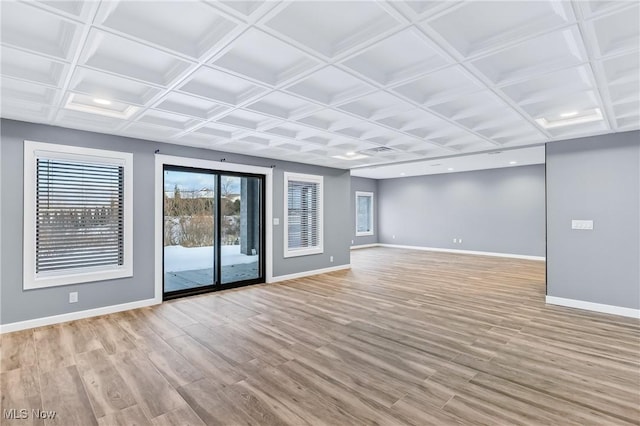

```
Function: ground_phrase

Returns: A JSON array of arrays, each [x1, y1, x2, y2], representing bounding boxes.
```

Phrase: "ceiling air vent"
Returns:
[[359, 146, 398, 155]]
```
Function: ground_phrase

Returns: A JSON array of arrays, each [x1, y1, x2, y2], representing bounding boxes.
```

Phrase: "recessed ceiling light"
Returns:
[[332, 153, 368, 160], [447, 168, 454, 171], [560, 111, 578, 118], [400, 172, 406, 176], [509, 161, 518, 165], [535, 108, 603, 129], [93, 98, 112, 105], [65, 94, 138, 119]]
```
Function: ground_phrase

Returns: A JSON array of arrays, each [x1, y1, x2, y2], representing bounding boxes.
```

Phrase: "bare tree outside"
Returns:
[[164, 177, 241, 247]]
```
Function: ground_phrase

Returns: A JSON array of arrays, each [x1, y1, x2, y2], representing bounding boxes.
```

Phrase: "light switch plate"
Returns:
[[273, 218, 279, 225], [571, 219, 593, 230]]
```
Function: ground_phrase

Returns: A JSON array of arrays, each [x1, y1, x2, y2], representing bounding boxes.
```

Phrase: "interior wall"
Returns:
[[0, 119, 351, 325], [546, 130, 639, 310], [377, 164, 546, 257], [350, 176, 378, 247]]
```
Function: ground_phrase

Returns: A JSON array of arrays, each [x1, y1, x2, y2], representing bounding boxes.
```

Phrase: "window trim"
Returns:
[[283, 172, 323, 258], [23, 140, 133, 290], [355, 191, 374, 237]]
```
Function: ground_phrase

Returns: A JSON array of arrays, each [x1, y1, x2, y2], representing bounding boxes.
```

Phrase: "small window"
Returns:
[[284, 172, 323, 257], [355, 191, 374, 236], [23, 141, 133, 289]]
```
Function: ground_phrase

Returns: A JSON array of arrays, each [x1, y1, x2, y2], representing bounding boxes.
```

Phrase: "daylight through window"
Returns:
[[24, 141, 133, 289], [284, 172, 323, 257]]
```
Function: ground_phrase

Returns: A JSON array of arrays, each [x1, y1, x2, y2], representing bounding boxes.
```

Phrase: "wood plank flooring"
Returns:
[[1, 247, 639, 425]]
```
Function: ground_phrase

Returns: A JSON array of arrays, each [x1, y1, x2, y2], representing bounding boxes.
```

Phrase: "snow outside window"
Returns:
[[23, 141, 133, 289]]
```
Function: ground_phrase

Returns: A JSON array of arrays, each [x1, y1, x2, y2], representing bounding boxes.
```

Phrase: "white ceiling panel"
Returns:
[[520, 90, 601, 120], [391, 65, 482, 105], [79, 29, 195, 86], [69, 67, 162, 106], [1, 45, 67, 87], [138, 109, 202, 131], [0, 0, 637, 173], [193, 122, 239, 139], [35, 1, 92, 19], [154, 92, 230, 120], [245, 91, 321, 119], [211, 29, 318, 85], [499, 66, 595, 105], [587, 4, 640, 58], [608, 81, 640, 105], [296, 108, 360, 131], [578, 0, 633, 18], [216, 109, 276, 130], [284, 66, 375, 105], [215, 1, 268, 18], [428, 91, 511, 121], [95, 1, 238, 59], [1, 77, 59, 105], [1, 1, 81, 60], [338, 91, 413, 120], [122, 122, 181, 141], [341, 28, 450, 85], [600, 51, 639, 85], [263, 1, 401, 58], [424, 1, 574, 58], [1, 100, 52, 123], [470, 27, 587, 84], [177, 66, 267, 106]]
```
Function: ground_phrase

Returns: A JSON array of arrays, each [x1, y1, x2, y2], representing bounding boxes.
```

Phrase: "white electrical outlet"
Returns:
[[69, 292, 78, 303], [453, 238, 457, 243], [330, 256, 334, 262], [459, 238, 463, 244], [273, 218, 279, 225], [571, 220, 593, 230], [351, 240, 354, 245], [392, 235, 396, 239]]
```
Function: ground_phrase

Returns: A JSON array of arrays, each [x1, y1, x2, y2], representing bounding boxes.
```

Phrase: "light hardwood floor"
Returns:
[[1, 247, 639, 425]]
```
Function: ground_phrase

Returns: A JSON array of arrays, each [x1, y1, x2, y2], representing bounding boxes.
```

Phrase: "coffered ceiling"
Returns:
[[1, 1, 638, 170]]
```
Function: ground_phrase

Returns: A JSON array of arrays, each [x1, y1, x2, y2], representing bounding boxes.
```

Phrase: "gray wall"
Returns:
[[0, 119, 351, 325], [546, 131, 639, 309], [350, 176, 378, 246], [378, 164, 546, 256]]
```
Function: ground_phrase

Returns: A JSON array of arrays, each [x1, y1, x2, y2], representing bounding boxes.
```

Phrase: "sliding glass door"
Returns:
[[163, 166, 264, 299], [220, 175, 262, 284]]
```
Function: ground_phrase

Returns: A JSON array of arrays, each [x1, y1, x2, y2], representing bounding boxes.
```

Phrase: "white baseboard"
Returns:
[[350, 244, 379, 250], [0, 297, 160, 334], [270, 264, 351, 283], [378, 243, 545, 261], [546, 296, 640, 319]]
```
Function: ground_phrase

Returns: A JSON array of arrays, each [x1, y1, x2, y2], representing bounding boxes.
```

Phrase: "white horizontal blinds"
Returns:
[[287, 180, 319, 249], [357, 195, 370, 232], [35, 157, 125, 273]]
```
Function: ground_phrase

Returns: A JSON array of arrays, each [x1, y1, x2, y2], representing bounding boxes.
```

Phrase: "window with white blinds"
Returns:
[[24, 141, 133, 289], [355, 191, 374, 236], [284, 172, 323, 257]]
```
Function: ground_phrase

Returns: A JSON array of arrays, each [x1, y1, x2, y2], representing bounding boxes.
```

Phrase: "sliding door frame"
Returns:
[[154, 154, 273, 304]]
